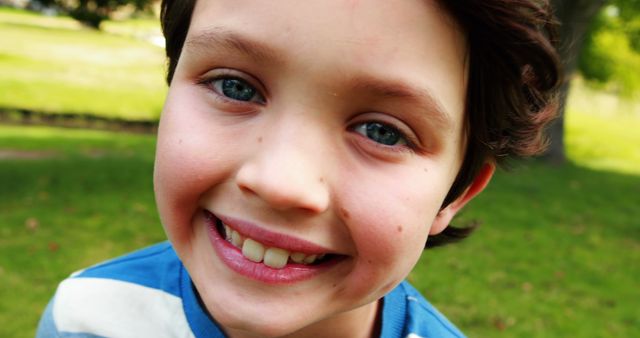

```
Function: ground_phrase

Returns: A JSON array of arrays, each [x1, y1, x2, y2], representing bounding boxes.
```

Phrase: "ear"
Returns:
[[429, 162, 495, 235]]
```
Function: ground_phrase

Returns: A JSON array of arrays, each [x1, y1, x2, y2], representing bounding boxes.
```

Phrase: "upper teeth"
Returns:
[[224, 224, 323, 269]]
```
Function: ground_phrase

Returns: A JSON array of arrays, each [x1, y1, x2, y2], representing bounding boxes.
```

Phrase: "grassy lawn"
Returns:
[[1, 105, 639, 337], [0, 7, 166, 120], [0, 126, 163, 337], [411, 87, 640, 337], [1, 6, 639, 338], [413, 164, 639, 337], [565, 77, 640, 175]]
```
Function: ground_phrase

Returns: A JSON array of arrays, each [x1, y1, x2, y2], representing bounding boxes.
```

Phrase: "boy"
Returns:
[[38, 0, 560, 337]]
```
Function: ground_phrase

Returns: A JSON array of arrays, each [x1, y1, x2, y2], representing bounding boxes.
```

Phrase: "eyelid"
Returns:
[[196, 68, 268, 104], [348, 116, 423, 155]]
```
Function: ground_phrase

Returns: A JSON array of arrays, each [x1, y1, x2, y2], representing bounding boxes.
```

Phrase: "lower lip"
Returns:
[[204, 214, 339, 284]]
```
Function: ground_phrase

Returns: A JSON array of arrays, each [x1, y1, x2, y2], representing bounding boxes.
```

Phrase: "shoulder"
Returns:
[[37, 242, 195, 338], [380, 281, 466, 338], [72, 241, 181, 294]]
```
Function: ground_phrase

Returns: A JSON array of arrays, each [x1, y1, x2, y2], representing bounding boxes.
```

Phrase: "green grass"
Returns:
[[1, 107, 638, 337], [409, 85, 640, 337], [0, 7, 166, 120], [0, 126, 163, 337], [1, 7, 639, 338], [412, 163, 639, 337], [565, 77, 640, 175]]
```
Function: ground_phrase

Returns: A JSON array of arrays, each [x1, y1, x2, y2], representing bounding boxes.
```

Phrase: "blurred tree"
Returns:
[[547, 0, 639, 163], [547, 0, 607, 163], [70, 0, 155, 28], [579, 1, 640, 93], [30, 0, 156, 28], [622, 5, 640, 52], [33, 0, 55, 6]]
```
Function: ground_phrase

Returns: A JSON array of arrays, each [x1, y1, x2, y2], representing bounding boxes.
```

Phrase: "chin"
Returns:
[[211, 305, 311, 338]]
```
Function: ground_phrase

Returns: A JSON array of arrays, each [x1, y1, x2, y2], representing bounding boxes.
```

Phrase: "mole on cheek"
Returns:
[[397, 225, 403, 233], [340, 207, 350, 219], [257, 137, 263, 143]]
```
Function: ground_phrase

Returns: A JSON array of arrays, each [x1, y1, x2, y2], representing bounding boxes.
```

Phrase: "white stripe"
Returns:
[[406, 334, 425, 338], [54, 278, 195, 338]]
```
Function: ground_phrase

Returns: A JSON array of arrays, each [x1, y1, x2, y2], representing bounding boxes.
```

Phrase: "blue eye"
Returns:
[[353, 122, 407, 146], [212, 77, 263, 103]]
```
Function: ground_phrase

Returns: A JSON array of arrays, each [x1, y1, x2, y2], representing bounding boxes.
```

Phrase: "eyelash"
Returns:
[[349, 121, 419, 153], [197, 72, 266, 105]]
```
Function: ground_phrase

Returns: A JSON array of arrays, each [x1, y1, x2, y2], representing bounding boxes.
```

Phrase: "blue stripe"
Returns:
[[74, 242, 181, 297], [180, 264, 227, 337]]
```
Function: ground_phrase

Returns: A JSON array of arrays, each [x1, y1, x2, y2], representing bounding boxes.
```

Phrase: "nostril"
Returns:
[[238, 184, 256, 196]]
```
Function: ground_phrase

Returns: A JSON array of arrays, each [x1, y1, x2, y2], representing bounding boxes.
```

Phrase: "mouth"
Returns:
[[203, 210, 343, 282], [214, 217, 335, 269]]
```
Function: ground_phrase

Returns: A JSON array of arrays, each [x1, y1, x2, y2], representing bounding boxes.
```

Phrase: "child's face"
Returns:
[[154, 0, 478, 336]]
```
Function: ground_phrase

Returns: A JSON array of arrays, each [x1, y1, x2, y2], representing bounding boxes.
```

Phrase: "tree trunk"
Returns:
[[546, 0, 607, 163]]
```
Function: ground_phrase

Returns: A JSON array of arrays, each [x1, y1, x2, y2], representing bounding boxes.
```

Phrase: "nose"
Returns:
[[235, 121, 331, 214]]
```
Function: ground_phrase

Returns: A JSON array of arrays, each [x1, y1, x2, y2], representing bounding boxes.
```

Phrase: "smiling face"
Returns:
[[154, 0, 486, 337]]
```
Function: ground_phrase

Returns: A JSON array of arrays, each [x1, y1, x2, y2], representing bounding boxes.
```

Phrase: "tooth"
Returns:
[[242, 239, 265, 263], [290, 252, 306, 264], [231, 230, 243, 248], [303, 255, 317, 264], [264, 248, 290, 269], [224, 225, 232, 241]]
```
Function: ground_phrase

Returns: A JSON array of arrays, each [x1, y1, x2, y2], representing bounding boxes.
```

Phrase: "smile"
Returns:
[[203, 210, 342, 283], [221, 222, 328, 269]]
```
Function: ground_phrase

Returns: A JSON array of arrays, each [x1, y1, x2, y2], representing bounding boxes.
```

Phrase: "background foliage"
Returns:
[[0, 7, 165, 120], [0, 3, 638, 338], [30, 0, 155, 28], [579, 1, 640, 98]]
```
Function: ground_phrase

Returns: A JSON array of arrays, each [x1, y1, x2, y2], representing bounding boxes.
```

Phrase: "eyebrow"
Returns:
[[185, 27, 285, 65], [185, 28, 455, 130], [350, 78, 454, 131]]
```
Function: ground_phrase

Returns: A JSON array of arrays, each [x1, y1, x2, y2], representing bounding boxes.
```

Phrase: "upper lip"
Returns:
[[212, 212, 335, 255]]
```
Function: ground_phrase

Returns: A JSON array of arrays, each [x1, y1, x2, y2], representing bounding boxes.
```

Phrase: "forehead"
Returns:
[[185, 0, 468, 125]]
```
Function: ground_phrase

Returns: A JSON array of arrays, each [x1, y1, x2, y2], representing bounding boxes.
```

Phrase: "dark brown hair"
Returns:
[[159, 0, 561, 248]]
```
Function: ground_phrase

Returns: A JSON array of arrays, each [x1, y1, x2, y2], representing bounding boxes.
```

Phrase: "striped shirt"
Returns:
[[37, 242, 465, 338]]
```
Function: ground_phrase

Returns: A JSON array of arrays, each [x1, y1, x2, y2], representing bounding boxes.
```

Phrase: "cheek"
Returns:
[[353, 198, 431, 266], [343, 167, 446, 251], [339, 172, 444, 295], [154, 140, 209, 248], [344, 207, 430, 302], [154, 91, 237, 247]]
